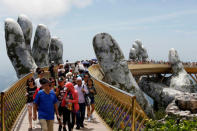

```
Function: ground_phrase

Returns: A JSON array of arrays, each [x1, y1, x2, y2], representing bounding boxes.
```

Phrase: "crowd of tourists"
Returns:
[[129, 59, 197, 67], [25, 60, 97, 131]]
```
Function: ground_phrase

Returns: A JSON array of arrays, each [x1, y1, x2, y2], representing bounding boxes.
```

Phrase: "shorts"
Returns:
[[27, 102, 33, 107], [90, 97, 95, 104]]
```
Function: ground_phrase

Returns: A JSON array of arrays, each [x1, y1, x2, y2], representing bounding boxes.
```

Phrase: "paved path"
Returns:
[[13, 106, 110, 131]]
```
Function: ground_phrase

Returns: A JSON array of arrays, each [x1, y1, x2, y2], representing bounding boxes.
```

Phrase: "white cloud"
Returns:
[[112, 9, 197, 27], [0, 0, 93, 19], [64, 9, 197, 32], [73, 0, 93, 8]]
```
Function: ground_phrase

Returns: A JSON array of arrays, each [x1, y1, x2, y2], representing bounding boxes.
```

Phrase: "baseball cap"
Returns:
[[39, 78, 50, 85], [58, 76, 65, 82], [38, 70, 44, 75]]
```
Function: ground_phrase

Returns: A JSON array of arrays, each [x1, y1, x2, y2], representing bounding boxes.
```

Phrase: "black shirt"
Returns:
[[26, 86, 37, 103], [56, 86, 66, 101], [87, 86, 97, 98]]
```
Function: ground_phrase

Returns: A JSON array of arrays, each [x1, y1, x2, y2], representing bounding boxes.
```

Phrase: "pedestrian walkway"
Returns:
[[13, 106, 111, 131]]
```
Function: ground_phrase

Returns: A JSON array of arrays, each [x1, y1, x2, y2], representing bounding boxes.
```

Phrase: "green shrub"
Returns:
[[154, 107, 166, 120], [144, 116, 197, 131]]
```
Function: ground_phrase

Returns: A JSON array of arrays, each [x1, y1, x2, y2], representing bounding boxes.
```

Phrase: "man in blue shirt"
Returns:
[[33, 78, 59, 131]]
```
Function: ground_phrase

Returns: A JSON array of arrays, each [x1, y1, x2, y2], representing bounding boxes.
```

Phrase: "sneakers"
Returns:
[[80, 124, 84, 128], [58, 125, 62, 131], [63, 127, 67, 131], [76, 126, 80, 130], [90, 115, 93, 120], [87, 117, 91, 122]]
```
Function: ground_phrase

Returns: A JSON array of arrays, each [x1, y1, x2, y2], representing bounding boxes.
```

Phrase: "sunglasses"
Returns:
[[28, 80, 33, 82]]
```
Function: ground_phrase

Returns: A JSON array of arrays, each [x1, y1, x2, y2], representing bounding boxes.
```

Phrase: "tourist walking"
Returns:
[[83, 74, 89, 85], [72, 76, 77, 86], [26, 77, 37, 129], [58, 64, 65, 77], [61, 82, 79, 131], [55, 76, 67, 131], [49, 77, 57, 91], [35, 69, 44, 88], [33, 78, 59, 131], [33, 67, 41, 79], [49, 61, 55, 78], [86, 78, 97, 122], [74, 77, 89, 129]]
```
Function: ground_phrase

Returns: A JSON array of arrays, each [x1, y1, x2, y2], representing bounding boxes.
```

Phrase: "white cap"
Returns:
[[76, 77, 82, 81], [66, 72, 72, 77]]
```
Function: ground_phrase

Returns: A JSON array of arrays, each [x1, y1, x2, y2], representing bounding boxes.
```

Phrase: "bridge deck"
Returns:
[[13, 106, 110, 131], [129, 64, 197, 75]]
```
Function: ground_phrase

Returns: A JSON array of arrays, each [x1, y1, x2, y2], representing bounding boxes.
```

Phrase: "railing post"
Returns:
[[1, 92, 5, 131], [131, 96, 136, 131]]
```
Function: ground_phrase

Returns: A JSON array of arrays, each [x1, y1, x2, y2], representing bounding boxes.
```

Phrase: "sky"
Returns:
[[0, 0, 197, 89]]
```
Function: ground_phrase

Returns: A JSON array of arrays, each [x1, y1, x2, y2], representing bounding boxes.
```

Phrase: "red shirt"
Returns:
[[33, 87, 40, 100]]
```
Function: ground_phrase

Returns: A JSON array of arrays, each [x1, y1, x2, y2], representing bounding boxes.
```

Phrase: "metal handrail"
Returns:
[[88, 64, 148, 131], [0, 73, 33, 131], [0, 67, 50, 131]]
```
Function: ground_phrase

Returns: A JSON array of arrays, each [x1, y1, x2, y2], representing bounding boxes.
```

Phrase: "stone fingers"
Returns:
[[32, 24, 51, 67], [5, 18, 37, 78], [17, 14, 33, 54], [49, 37, 63, 65]]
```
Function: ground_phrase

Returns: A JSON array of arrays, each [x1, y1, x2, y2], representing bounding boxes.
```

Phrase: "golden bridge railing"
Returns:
[[0, 68, 50, 131], [88, 64, 149, 131], [0, 73, 33, 131]]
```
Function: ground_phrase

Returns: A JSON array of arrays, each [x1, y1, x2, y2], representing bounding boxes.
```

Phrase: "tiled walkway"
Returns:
[[13, 106, 110, 131]]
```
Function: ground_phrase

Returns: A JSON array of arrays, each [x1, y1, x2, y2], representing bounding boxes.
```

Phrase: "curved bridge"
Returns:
[[1, 63, 197, 131], [129, 63, 197, 83]]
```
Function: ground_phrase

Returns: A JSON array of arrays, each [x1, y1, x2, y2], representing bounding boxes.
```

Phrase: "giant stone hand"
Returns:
[[129, 40, 148, 61], [169, 48, 192, 92], [5, 15, 63, 78], [93, 33, 154, 118]]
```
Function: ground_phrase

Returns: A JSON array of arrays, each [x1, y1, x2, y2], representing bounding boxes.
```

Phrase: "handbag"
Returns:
[[83, 85, 91, 106]]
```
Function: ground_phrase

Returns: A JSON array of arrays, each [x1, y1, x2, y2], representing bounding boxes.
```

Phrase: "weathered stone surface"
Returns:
[[166, 93, 197, 118], [32, 24, 51, 67], [4, 18, 37, 78], [169, 48, 192, 92], [129, 48, 137, 60], [49, 37, 63, 64], [129, 40, 148, 61], [93, 33, 154, 117], [17, 14, 33, 53], [139, 77, 183, 107], [175, 93, 197, 113]]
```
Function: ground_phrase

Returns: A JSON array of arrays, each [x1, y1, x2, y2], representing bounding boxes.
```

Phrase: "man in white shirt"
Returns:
[[74, 77, 88, 129], [35, 70, 44, 88]]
